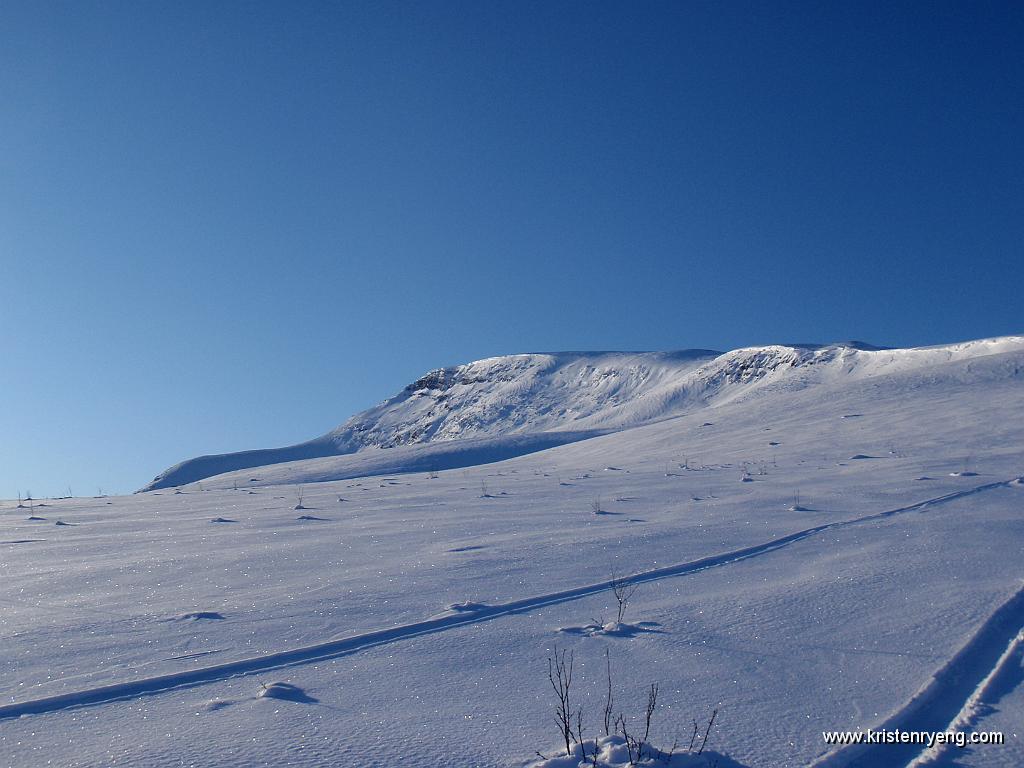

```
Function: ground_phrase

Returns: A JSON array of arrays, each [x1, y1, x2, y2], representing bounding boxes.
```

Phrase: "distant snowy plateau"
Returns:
[[2, 336, 1023, 767]]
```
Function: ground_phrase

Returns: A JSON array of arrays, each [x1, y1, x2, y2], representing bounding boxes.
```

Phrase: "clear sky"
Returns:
[[2, 1, 1022, 499]]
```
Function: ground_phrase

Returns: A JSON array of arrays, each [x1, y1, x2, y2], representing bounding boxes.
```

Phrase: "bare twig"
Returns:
[[603, 648, 614, 737], [640, 682, 659, 758], [616, 713, 637, 766], [663, 734, 680, 764], [698, 708, 718, 755], [575, 709, 586, 760]]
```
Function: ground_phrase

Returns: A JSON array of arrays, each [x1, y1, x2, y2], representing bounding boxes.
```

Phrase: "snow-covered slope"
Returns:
[[140, 337, 1024, 491], [5, 334, 1024, 767]]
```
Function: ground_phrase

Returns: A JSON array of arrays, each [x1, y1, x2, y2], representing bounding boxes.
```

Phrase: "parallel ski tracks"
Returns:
[[809, 584, 1024, 768]]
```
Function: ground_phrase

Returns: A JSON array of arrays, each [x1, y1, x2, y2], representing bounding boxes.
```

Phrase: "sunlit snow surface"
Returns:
[[2, 339, 1023, 767]]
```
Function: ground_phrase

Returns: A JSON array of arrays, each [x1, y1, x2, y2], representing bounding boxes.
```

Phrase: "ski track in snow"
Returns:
[[0, 477, 1015, 723], [810, 585, 1024, 768], [911, 629, 1024, 768]]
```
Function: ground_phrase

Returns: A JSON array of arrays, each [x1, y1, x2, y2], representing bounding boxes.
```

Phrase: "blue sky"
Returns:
[[2, 1, 1022, 498]]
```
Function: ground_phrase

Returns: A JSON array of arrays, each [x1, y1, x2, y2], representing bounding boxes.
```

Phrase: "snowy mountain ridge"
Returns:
[[139, 335, 1024, 491]]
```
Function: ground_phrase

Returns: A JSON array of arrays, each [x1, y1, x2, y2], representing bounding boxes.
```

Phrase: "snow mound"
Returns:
[[255, 682, 317, 704], [170, 611, 225, 622], [446, 601, 489, 613], [529, 735, 738, 767], [201, 698, 235, 712], [557, 621, 662, 638]]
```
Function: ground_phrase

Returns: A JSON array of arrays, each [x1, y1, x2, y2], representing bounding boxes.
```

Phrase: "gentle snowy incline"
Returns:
[[181, 430, 610, 490], [1, 477, 1013, 721]]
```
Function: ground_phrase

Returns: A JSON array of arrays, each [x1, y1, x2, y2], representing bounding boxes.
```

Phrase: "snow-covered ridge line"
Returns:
[[139, 335, 1024, 491], [5, 478, 1012, 721]]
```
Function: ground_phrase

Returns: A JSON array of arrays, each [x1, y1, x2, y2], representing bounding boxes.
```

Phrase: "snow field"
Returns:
[[2, 340, 1022, 766]]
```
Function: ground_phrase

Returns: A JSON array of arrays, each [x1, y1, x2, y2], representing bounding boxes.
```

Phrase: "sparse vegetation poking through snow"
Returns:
[[480, 479, 492, 498], [613, 683, 661, 765], [557, 572, 652, 635], [681, 455, 707, 472], [617, 713, 637, 765], [950, 455, 979, 477], [642, 684, 658, 753], [547, 647, 581, 757], [558, 575, 646, 635], [592, 496, 604, 515], [698, 709, 716, 755], [611, 573, 639, 625], [534, 649, 721, 767], [789, 490, 809, 512], [294, 486, 306, 510], [602, 648, 614, 737]]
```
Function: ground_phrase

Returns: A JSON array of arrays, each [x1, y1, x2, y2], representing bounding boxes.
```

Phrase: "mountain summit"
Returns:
[[139, 336, 1023, 491]]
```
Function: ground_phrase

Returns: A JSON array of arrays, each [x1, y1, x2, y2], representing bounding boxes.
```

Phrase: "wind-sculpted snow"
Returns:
[[177, 430, 608, 489], [0, 477, 1012, 721], [139, 336, 1024, 491]]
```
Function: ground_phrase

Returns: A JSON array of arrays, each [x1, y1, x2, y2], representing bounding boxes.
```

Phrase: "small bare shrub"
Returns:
[[610, 573, 639, 624], [547, 646, 581, 756]]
